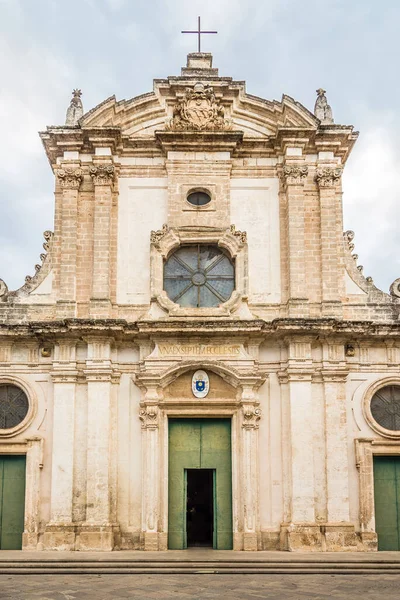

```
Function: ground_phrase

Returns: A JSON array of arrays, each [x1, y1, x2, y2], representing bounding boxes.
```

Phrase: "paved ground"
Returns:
[[1, 574, 400, 600]]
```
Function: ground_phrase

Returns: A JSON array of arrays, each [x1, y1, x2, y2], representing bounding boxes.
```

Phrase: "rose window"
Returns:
[[163, 245, 235, 308], [0, 385, 29, 429], [370, 385, 400, 431]]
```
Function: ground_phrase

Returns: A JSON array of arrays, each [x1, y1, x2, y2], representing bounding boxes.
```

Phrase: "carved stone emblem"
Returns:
[[230, 224, 247, 244], [150, 224, 169, 244], [167, 82, 231, 132]]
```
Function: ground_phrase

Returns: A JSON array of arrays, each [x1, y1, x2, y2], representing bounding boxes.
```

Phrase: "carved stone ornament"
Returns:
[[242, 405, 262, 429], [281, 165, 308, 186], [56, 168, 83, 189], [65, 88, 83, 126], [230, 224, 247, 244], [315, 167, 342, 187], [166, 82, 232, 132], [314, 88, 334, 124], [139, 406, 159, 429], [150, 223, 169, 244], [390, 278, 400, 298], [90, 164, 115, 186], [0, 279, 8, 298]]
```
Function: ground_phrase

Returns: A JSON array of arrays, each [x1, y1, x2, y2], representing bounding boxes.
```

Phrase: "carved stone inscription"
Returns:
[[157, 343, 241, 357]]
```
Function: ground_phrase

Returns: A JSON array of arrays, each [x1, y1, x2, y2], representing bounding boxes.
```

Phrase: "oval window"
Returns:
[[370, 385, 400, 431], [187, 191, 211, 207], [0, 385, 29, 430]]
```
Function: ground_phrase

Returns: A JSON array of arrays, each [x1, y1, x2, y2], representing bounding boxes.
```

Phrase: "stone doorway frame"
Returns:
[[0, 437, 43, 550], [136, 360, 266, 551], [355, 437, 400, 551]]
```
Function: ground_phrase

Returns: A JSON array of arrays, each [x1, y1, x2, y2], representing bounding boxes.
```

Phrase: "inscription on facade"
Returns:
[[158, 344, 241, 357]]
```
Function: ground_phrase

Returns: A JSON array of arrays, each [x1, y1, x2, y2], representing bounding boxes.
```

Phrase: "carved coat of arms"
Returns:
[[192, 370, 210, 399], [167, 82, 231, 132]]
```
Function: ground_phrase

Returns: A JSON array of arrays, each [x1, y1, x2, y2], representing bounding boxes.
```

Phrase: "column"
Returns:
[[56, 165, 82, 317], [240, 390, 261, 551], [89, 162, 115, 317], [82, 337, 117, 551], [139, 388, 161, 551], [316, 165, 343, 317], [281, 161, 309, 317], [43, 340, 77, 550]]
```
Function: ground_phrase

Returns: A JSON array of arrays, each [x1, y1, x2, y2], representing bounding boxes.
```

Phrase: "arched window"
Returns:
[[164, 245, 234, 308], [0, 385, 29, 430]]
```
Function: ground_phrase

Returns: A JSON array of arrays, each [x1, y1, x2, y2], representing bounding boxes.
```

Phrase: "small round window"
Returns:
[[370, 385, 400, 431], [0, 385, 29, 429], [187, 191, 211, 207]]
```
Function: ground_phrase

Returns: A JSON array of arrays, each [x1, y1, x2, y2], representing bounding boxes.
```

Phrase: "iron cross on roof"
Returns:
[[181, 16, 218, 53]]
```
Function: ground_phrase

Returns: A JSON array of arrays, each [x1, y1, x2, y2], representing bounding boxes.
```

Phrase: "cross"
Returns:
[[181, 16, 217, 53]]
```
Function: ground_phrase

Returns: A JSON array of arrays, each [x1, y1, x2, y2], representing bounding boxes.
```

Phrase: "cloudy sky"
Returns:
[[0, 0, 399, 292]]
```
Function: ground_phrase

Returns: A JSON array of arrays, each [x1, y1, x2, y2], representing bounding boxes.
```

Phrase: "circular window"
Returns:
[[164, 245, 234, 308], [370, 385, 400, 431], [187, 191, 211, 207], [0, 385, 29, 430]]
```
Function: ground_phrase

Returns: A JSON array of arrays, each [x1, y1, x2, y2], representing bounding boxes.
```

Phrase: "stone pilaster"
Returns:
[[281, 162, 309, 317], [81, 337, 118, 551], [22, 437, 43, 550], [139, 387, 161, 551], [240, 391, 261, 551], [43, 340, 77, 550], [56, 165, 82, 317], [280, 339, 321, 551], [316, 165, 343, 317], [89, 162, 115, 318]]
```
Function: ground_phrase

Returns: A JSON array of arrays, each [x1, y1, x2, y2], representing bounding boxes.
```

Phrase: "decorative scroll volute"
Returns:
[[56, 168, 83, 189], [139, 406, 159, 429], [166, 82, 232, 132], [242, 405, 262, 429]]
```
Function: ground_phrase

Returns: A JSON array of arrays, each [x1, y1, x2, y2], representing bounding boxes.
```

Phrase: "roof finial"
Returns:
[[314, 88, 334, 124], [65, 89, 83, 126]]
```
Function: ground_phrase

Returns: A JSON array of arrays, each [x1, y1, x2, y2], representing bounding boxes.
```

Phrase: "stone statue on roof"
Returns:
[[314, 88, 334, 124], [65, 89, 83, 126]]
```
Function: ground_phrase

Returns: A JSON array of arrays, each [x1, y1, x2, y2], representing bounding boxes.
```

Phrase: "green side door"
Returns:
[[373, 456, 400, 550], [0, 455, 26, 550], [168, 419, 232, 550]]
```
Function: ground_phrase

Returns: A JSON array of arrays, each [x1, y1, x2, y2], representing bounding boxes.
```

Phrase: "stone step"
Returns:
[[1, 559, 400, 575]]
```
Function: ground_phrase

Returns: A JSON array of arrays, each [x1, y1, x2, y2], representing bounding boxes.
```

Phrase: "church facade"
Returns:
[[1, 53, 400, 553]]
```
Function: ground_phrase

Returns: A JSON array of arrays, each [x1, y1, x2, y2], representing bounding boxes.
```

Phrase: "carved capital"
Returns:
[[139, 405, 159, 429], [90, 164, 115, 186], [315, 167, 342, 188], [230, 224, 247, 244], [242, 405, 261, 429], [150, 224, 169, 244], [281, 165, 308, 186], [56, 168, 83, 189]]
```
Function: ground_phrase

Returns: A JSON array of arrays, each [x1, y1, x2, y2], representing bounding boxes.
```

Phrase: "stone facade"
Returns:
[[0, 53, 400, 552]]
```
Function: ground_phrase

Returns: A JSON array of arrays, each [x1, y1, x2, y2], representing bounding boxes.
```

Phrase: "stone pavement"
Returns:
[[1, 573, 400, 600]]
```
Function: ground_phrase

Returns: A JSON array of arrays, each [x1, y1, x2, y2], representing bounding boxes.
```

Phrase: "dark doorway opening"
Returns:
[[186, 469, 214, 547]]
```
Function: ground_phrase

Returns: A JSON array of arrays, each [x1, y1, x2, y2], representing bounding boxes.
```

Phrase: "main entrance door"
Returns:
[[373, 456, 400, 550], [0, 455, 26, 549], [168, 419, 232, 550]]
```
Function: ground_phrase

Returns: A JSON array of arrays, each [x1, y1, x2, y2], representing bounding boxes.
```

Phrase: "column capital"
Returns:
[[315, 166, 342, 188], [241, 404, 261, 429], [90, 164, 115, 186], [56, 167, 83, 189], [280, 164, 308, 186], [139, 405, 159, 429]]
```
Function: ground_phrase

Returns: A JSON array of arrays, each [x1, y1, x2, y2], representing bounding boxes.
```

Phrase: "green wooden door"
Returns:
[[0, 455, 26, 550], [168, 419, 232, 550], [373, 456, 400, 550]]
